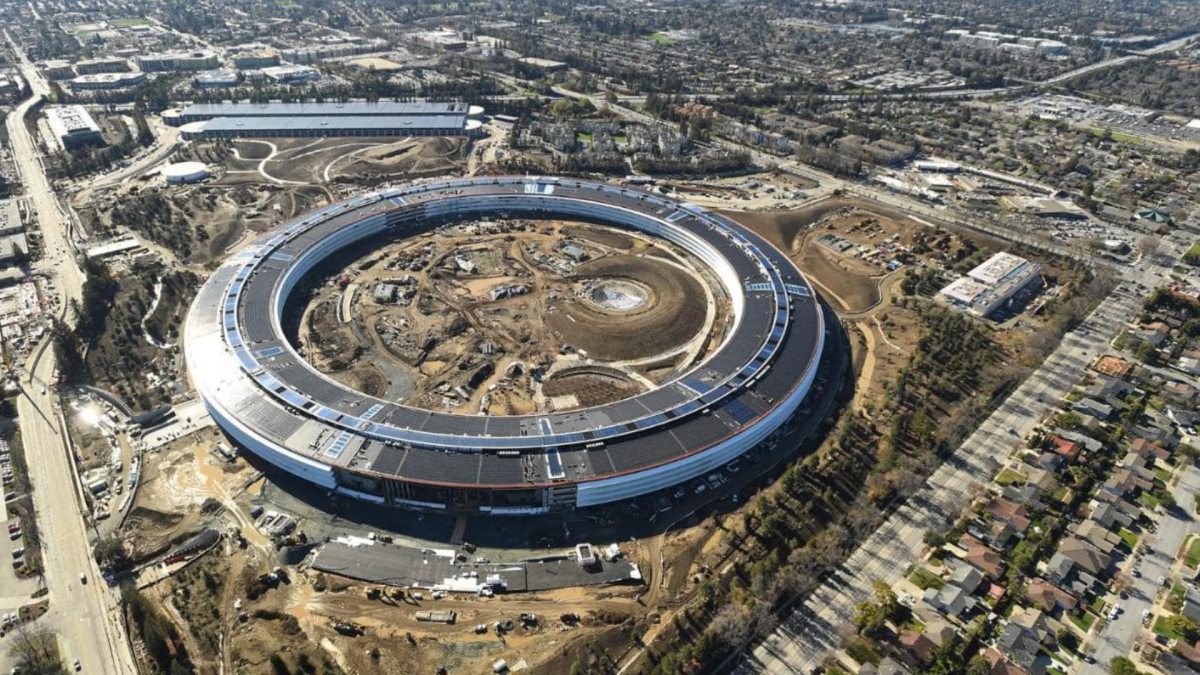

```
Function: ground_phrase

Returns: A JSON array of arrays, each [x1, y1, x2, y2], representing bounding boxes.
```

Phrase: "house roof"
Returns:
[[1057, 536, 1112, 576], [1026, 578, 1077, 613], [996, 623, 1040, 668], [898, 630, 935, 664], [959, 533, 1006, 578], [1092, 355, 1134, 378], [1050, 435, 1081, 458], [987, 496, 1032, 532]]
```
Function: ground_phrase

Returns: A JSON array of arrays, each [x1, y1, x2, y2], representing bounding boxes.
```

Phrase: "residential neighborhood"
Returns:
[[842, 282, 1200, 673]]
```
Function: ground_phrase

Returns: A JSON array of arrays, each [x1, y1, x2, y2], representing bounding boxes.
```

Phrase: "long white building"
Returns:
[[45, 105, 104, 149]]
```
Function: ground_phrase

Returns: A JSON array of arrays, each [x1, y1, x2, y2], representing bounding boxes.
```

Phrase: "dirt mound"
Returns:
[[543, 368, 646, 408], [331, 363, 388, 398], [126, 506, 185, 530], [548, 255, 707, 361], [308, 301, 359, 371], [561, 225, 634, 250]]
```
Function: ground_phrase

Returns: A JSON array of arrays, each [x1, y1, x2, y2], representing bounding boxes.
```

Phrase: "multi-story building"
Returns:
[[939, 251, 1044, 318], [45, 105, 104, 149], [73, 57, 130, 75], [135, 50, 220, 72], [231, 48, 280, 69], [69, 72, 146, 90]]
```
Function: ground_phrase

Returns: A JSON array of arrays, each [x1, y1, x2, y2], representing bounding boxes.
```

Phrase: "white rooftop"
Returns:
[[968, 251, 1030, 286]]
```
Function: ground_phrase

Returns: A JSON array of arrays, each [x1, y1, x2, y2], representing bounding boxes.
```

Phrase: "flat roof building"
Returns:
[[40, 60, 75, 80], [70, 71, 146, 90], [193, 70, 239, 88], [279, 38, 388, 64], [0, 200, 22, 237], [938, 251, 1043, 318], [261, 65, 321, 84], [167, 100, 471, 125], [0, 199, 26, 267], [136, 50, 220, 72], [181, 113, 477, 140], [45, 105, 104, 150], [73, 57, 130, 75], [231, 48, 280, 69]]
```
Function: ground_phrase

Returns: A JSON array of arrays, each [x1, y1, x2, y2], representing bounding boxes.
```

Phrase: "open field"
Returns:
[[796, 243, 881, 313], [217, 137, 468, 186]]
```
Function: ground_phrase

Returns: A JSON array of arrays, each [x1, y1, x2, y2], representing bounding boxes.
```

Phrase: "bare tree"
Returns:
[[711, 603, 751, 647], [8, 623, 66, 675], [1137, 234, 1161, 260]]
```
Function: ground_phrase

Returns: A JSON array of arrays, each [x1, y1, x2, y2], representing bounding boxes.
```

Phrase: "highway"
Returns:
[[0, 32, 136, 675], [496, 31, 1199, 109]]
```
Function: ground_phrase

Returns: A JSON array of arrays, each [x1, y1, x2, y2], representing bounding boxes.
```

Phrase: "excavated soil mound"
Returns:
[[548, 255, 707, 361]]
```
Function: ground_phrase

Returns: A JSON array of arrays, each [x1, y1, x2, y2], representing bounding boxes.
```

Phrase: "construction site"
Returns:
[[87, 187, 1106, 675], [294, 216, 733, 416]]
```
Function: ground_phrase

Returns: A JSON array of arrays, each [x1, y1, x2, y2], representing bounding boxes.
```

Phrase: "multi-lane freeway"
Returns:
[[1, 31, 136, 675]]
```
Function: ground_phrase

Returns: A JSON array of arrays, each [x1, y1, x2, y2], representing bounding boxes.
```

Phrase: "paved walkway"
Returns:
[[740, 284, 1143, 673]]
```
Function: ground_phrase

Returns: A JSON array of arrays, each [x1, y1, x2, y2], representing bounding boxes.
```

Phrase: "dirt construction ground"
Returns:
[[220, 137, 468, 185], [548, 254, 710, 361]]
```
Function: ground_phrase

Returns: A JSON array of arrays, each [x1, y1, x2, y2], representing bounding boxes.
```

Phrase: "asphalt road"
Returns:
[[0, 32, 136, 675], [1082, 457, 1200, 670]]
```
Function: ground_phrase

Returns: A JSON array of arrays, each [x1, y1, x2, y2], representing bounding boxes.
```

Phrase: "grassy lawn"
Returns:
[[1185, 537, 1200, 568], [1088, 595, 1106, 614], [909, 567, 944, 590], [1153, 615, 1185, 641], [576, 131, 594, 147], [1118, 528, 1139, 550], [1186, 242, 1200, 265], [647, 32, 673, 45], [111, 17, 150, 27], [996, 467, 1027, 486], [1154, 466, 1172, 482], [1140, 492, 1161, 510], [1091, 127, 1144, 145], [1069, 611, 1095, 632]]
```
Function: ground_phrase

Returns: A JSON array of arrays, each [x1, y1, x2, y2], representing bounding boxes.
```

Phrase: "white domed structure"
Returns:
[[161, 161, 210, 184]]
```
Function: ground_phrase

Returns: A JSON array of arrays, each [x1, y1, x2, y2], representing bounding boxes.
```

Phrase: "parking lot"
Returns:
[[0, 436, 43, 624]]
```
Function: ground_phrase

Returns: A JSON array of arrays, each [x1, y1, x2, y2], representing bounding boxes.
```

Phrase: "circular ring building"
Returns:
[[185, 177, 825, 515]]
